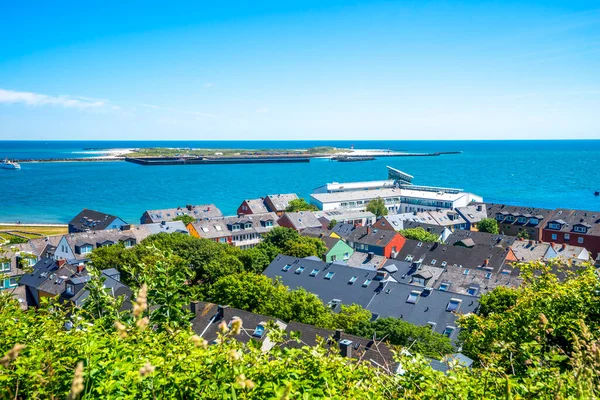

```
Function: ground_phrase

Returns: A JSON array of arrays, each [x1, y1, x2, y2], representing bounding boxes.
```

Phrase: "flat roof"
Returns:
[[311, 187, 468, 204]]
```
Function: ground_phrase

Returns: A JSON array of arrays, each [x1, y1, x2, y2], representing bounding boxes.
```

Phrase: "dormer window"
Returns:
[[506, 216, 514, 222], [495, 214, 504, 221], [0, 261, 10, 272], [549, 222, 561, 230], [232, 224, 241, 231], [80, 245, 93, 254], [573, 226, 587, 233], [244, 223, 252, 229], [66, 284, 74, 295], [517, 217, 527, 224]]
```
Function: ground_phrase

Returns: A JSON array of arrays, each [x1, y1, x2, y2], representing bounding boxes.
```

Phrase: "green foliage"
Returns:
[[172, 214, 195, 225], [348, 317, 453, 359], [285, 198, 319, 212], [458, 262, 600, 375], [517, 230, 530, 240], [477, 218, 499, 234], [207, 273, 377, 330], [260, 227, 325, 259], [366, 198, 388, 218], [399, 227, 440, 243], [327, 219, 337, 230]]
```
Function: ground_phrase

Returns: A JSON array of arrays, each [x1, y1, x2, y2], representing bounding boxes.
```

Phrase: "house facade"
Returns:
[[188, 213, 279, 249], [346, 226, 406, 258], [483, 203, 552, 241], [541, 208, 600, 258]]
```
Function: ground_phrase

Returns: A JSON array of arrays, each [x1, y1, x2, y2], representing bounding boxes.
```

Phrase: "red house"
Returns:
[[541, 208, 600, 258], [346, 226, 406, 258]]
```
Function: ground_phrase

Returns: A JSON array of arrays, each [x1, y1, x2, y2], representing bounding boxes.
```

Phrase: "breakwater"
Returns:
[[125, 156, 311, 166]]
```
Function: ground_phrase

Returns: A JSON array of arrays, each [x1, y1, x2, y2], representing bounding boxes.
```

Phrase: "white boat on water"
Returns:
[[1, 159, 21, 169]]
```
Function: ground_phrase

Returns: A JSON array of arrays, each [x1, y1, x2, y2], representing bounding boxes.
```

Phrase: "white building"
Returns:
[[314, 209, 376, 227], [312, 180, 396, 194]]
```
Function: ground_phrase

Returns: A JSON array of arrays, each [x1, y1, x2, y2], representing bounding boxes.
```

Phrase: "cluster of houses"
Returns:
[[2, 165, 600, 370]]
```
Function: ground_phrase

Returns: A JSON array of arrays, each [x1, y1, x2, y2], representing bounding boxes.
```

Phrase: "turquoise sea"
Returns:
[[1, 140, 599, 223]]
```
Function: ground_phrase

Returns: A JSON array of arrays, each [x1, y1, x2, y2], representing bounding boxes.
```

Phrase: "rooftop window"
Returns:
[[549, 223, 561, 230], [348, 276, 358, 284], [446, 298, 462, 312], [439, 283, 450, 292], [463, 269, 470, 275], [417, 242, 423, 247], [501, 269, 511, 275], [484, 272, 492, 279], [309, 269, 319, 277], [441, 261, 447, 267], [442, 326, 456, 338], [362, 279, 372, 287], [467, 287, 479, 296], [324, 271, 335, 280], [431, 259, 437, 265], [252, 324, 266, 338], [282, 264, 292, 272], [295, 266, 305, 275], [405, 255, 414, 262], [406, 290, 421, 304]]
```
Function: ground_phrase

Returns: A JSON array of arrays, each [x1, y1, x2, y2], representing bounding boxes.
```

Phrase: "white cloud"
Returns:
[[256, 107, 269, 113], [0, 88, 108, 109]]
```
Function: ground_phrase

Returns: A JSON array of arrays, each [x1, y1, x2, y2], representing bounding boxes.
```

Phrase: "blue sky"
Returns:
[[1, 0, 599, 140]]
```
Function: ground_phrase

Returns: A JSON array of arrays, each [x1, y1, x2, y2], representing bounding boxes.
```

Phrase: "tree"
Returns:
[[477, 285, 519, 317], [399, 227, 440, 243], [285, 198, 319, 212], [327, 219, 337, 230], [477, 218, 499, 234], [260, 227, 326, 259], [172, 214, 195, 225], [333, 304, 372, 331], [348, 317, 453, 359], [261, 227, 300, 250], [517, 230, 530, 240], [366, 198, 388, 218]]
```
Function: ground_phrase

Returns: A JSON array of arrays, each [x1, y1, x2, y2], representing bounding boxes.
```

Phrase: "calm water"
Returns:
[[1, 140, 599, 223]]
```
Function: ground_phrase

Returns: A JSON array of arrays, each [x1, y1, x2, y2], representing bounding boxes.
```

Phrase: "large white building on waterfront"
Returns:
[[310, 166, 483, 213]]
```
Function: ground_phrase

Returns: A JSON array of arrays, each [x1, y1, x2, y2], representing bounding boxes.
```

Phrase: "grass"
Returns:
[[0, 224, 68, 237], [130, 146, 349, 158]]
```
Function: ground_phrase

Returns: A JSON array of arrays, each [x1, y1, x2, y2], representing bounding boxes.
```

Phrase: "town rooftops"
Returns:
[[141, 204, 222, 223], [347, 226, 400, 248], [264, 193, 299, 212], [191, 213, 278, 239], [545, 208, 600, 235], [239, 199, 269, 214], [455, 204, 487, 224], [483, 203, 553, 226], [19, 258, 82, 298], [330, 223, 356, 239], [68, 209, 125, 232], [278, 212, 322, 231], [446, 230, 516, 248]]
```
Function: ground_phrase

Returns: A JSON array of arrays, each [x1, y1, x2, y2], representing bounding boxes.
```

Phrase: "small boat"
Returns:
[[595, 191, 599, 196], [1, 159, 21, 169]]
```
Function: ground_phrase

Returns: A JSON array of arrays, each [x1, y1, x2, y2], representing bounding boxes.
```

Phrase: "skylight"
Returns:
[[252, 324, 266, 338], [349, 276, 358, 284], [463, 269, 470, 275], [406, 290, 421, 304], [446, 299, 462, 312], [282, 264, 292, 272], [467, 287, 479, 296], [324, 271, 335, 280], [439, 283, 450, 292], [442, 326, 456, 338], [362, 279, 372, 287], [310, 269, 319, 277], [295, 266, 305, 274], [484, 272, 492, 279]]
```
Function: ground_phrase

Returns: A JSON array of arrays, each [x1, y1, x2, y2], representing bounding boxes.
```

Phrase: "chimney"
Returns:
[[161, 221, 166, 226], [483, 259, 489, 266], [339, 339, 353, 358], [186, 204, 193, 211], [551, 242, 555, 249], [528, 240, 533, 246], [476, 205, 482, 212], [120, 224, 131, 231], [189, 301, 200, 315], [367, 252, 375, 261], [366, 226, 370, 235], [216, 305, 229, 321], [334, 329, 343, 341], [561, 243, 566, 250], [57, 259, 67, 267], [77, 264, 85, 273]]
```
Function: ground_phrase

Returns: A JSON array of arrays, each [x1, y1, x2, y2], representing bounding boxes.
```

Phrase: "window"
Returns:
[[362, 279, 372, 287], [467, 287, 479, 296], [501, 269, 511, 275], [574, 226, 587, 233], [0, 261, 10, 272], [252, 324, 266, 338], [463, 269, 470, 275], [417, 242, 423, 247], [406, 290, 421, 304], [441, 261, 447, 267], [405, 255, 414, 262], [551, 234, 557, 240], [427, 321, 437, 332], [549, 223, 561, 230], [282, 264, 292, 272], [66, 284, 74, 295], [295, 266, 305, 274], [349, 276, 358, 284], [485, 272, 492, 279], [309, 269, 319, 277], [530, 218, 538, 225], [9, 277, 18, 287], [578, 237, 584, 244], [324, 271, 335, 280], [431, 259, 437, 265], [442, 326, 456, 338], [343, 252, 349, 260], [517, 217, 527, 223], [446, 299, 462, 312], [564, 233, 570, 240], [439, 283, 450, 292]]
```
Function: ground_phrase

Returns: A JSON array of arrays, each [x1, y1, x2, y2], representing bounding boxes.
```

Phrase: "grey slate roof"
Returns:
[[446, 230, 516, 248], [278, 212, 322, 231], [264, 193, 299, 212], [346, 226, 400, 248], [241, 199, 269, 214], [191, 213, 279, 240], [69, 209, 124, 232], [483, 203, 553, 228], [142, 204, 222, 223], [545, 209, 600, 236], [455, 204, 487, 224], [331, 223, 356, 239], [20, 258, 82, 298]]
